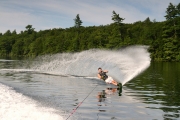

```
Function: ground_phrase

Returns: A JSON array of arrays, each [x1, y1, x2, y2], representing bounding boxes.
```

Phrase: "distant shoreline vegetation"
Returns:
[[0, 2, 180, 61]]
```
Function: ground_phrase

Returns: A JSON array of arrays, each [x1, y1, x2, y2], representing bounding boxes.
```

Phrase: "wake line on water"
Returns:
[[31, 45, 150, 85], [0, 69, 98, 80]]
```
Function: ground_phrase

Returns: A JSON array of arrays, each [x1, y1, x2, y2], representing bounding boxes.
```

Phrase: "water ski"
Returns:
[[118, 83, 122, 96]]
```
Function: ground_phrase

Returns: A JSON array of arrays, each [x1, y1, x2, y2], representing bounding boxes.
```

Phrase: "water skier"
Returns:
[[97, 67, 120, 86]]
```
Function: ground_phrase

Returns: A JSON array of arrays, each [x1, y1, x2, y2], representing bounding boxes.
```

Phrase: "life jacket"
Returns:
[[99, 72, 108, 80]]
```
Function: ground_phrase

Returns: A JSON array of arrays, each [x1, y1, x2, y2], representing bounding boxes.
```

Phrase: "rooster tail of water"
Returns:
[[31, 45, 150, 85]]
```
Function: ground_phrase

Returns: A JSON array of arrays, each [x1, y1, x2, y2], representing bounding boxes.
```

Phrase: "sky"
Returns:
[[0, 0, 179, 34]]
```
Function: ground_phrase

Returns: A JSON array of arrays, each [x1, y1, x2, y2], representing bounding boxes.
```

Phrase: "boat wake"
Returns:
[[0, 83, 63, 120]]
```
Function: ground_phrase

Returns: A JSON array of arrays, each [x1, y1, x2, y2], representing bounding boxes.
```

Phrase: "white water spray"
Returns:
[[0, 83, 63, 120], [32, 45, 150, 85]]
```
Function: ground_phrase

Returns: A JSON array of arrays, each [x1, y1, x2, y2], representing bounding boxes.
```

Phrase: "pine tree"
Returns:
[[109, 11, 125, 48], [111, 11, 124, 25], [162, 3, 180, 61], [74, 14, 83, 28]]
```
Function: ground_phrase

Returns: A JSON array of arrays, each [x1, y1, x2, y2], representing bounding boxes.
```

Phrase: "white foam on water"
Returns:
[[0, 83, 64, 120], [31, 45, 150, 85]]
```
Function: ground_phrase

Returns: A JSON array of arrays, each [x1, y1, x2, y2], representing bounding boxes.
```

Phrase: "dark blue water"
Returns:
[[125, 62, 180, 120]]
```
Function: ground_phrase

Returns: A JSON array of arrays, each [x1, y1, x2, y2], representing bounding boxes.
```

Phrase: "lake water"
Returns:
[[0, 46, 180, 120]]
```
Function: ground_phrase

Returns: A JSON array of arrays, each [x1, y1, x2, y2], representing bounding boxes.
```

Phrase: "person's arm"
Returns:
[[97, 74, 102, 79], [103, 70, 108, 73]]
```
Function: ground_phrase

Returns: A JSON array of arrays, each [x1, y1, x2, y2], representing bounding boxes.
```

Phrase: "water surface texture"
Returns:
[[0, 46, 179, 120]]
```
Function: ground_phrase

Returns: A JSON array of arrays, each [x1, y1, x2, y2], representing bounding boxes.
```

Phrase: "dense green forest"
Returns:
[[0, 2, 180, 61]]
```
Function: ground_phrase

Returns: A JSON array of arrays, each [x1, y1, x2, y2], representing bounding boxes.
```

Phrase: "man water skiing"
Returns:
[[97, 67, 121, 86]]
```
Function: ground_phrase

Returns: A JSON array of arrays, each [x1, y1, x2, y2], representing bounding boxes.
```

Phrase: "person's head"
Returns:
[[98, 67, 102, 73]]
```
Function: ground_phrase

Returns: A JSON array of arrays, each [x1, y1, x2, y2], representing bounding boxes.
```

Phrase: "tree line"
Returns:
[[0, 2, 180, 61]]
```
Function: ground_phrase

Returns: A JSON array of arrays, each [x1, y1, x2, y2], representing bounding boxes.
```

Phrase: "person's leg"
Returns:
[[107, 76, 118, 86], [111, 80, 118, 86], [106, 76, 119, 86], [113, 80, 118, 84]]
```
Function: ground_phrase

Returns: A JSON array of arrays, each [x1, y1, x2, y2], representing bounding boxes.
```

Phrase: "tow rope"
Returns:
[[66, 84, 98, 120]]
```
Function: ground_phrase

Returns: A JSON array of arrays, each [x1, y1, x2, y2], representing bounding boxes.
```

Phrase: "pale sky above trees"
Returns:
[[0, 0, 179, 33]]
